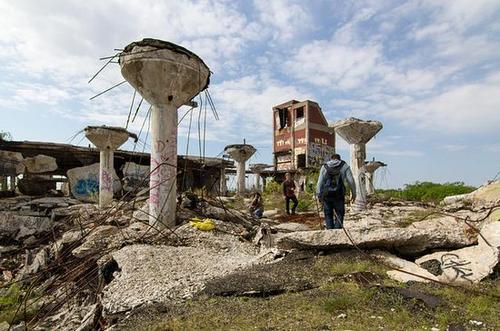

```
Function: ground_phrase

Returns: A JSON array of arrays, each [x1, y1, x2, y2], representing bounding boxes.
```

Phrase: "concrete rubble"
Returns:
[[0, 178, 497, 330], [0, 38, 498, 330], [415, 221, 499, 284]]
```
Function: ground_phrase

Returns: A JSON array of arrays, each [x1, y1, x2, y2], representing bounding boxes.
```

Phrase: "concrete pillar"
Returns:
[[365, 172, 374, 195], [332, 117, 383, 211], [224, 144, 256, 196], [363, 160, 386, 195], [249, 164, 271, 193], [149, 105, 177, 227], [99, 149, 114, 206], [236, 161, 245, 194], [350, 143, 367, 210], [119, 38, 210, 228], [254, 173, 262, 191], [84, 126, 133, 208], [0, 176, 7, 191], [219, 168, 227, 196]]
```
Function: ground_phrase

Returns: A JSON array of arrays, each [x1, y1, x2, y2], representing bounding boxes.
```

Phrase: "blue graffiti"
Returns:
[[74, 178, 99, 195]]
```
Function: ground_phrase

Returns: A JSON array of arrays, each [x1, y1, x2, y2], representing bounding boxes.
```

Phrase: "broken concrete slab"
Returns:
[[23, 154, 58, 173], [72, 225, 120, 258], [371, 250, 438, 283], [443, 180, 500, 206], [262, 208, 279, 218], [0, 211, 52, 243], [272, 222, 311, 232], [276, 216, 476, 255], [415, 221, 499, 284], [67, 163, 121, 202], [102, 244, 259, 314]]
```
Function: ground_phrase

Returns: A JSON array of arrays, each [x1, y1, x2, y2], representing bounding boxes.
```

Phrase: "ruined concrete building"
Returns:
[[0, 138, 231, 199], [272, 100, 335, 171]]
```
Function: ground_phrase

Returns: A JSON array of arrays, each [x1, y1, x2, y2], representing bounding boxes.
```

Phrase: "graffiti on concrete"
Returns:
[[308, 143, 335, 167], [74, 178, 99, 195], [440, 253, 473, 283]]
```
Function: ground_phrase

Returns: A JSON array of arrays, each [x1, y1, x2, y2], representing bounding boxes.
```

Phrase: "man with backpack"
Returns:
[[316, 154, 356, 229]]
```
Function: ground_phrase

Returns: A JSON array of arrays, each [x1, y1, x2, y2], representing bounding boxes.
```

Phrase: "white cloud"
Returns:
[[284, 40, 382, 90], [253, 0, 312, 41], [203, 74, 313, 143]]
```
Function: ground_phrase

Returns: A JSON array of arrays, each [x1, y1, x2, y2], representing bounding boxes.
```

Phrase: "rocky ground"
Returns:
[[0, 181, 499, 330]]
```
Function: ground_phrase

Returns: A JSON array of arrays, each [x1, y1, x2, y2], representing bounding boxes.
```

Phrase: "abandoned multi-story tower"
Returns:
[[273, 100, 335, 171]]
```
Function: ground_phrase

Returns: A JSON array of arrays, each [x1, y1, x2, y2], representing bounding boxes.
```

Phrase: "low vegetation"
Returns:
[[146, 252, 499, 331], [376, 181, 476, 204], [0, 284, 38, 325]]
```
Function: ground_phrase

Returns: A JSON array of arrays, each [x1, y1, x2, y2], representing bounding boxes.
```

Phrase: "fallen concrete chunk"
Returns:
[[0, 151, 24, 175], [0, 211, 52, 243], [67, 163, 121, 202], [415, 221, 499, 284], [372, 250, 438, 283], [23, 154, 58, 173], [72, 225, 119, 258], [276, 216, 476, 255], [19, 247, 50, 278]]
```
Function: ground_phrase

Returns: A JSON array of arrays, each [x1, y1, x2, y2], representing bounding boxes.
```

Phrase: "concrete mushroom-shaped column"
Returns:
[[224, 144, 256, 195], [363, 160, 386, 195], [84, 126, 136, 207], [249, 163, 272, 192], [332, 118, 382, 211], [119, 39, 210, 228]]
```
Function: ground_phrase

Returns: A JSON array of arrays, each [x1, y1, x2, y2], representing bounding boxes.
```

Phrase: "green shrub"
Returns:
[[376, 181, 476, 204]]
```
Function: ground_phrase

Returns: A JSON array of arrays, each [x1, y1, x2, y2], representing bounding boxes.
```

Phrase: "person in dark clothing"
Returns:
[[248, 192, 264, 218], [316, 154, 356, 229], [283, 172, 298, 215]]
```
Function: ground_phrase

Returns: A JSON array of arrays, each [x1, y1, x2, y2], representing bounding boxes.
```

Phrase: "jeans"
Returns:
[[323, 198, 345, 229], [285, 196, 298, 214], [253, 207, 263, 219]]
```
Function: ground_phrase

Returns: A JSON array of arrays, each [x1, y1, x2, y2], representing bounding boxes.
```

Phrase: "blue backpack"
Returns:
[[322, 161, 345, 200]]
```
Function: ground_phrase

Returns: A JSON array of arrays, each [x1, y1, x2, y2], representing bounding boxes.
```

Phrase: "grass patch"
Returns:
[[327, 257, 387, 276], [0, 284, 38, 325], [140, 253, 499, 331]]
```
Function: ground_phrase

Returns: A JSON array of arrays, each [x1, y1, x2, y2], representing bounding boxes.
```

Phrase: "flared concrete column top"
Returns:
[[249, 163, 272, 173], [84, 126, 137, 150], [363, 160, 387, 173], [224, 144, 256, 162], [119, 38, 211, 108], [331, 117, 383, 144]]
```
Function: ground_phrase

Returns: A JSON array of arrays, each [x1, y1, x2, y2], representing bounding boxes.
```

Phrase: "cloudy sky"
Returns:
[[1, 0, 499, 188]]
